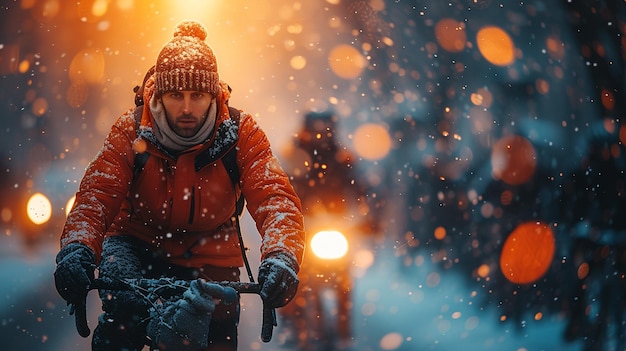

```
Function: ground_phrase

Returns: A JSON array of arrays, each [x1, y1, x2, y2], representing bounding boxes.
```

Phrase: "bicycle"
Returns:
[[71, 277, 276, 348]]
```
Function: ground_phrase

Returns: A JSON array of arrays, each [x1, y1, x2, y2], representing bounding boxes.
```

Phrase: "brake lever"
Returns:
[[72, 299, 91, 338], [261, 305, 277, 342]]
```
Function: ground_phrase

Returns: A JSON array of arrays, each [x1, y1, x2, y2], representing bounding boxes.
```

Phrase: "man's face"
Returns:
[[161, 90, 214, 137]]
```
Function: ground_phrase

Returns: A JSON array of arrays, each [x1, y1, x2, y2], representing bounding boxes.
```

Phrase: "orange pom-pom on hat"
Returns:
[[155, 20, 219, 96]]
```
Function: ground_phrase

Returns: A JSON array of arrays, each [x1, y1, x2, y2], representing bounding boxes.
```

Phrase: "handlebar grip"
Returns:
[[261, 305, 276, 343]]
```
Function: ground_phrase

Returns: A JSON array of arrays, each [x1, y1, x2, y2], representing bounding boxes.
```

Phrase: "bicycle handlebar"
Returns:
[[74, 278, 275, 343]]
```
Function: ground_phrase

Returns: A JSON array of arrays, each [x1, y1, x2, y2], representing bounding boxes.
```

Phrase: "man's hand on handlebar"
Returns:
[[54, 243, 96, 303], [53, 243, 97, 337], [148, 279, 234, 350], [258, 252, 300, 308]]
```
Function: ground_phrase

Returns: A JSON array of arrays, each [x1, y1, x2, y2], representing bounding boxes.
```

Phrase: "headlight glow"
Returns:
[[26, 192, 52, 225], [310, 230, 348, 260]]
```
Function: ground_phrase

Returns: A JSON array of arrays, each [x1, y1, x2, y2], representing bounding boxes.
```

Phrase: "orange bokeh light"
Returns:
[[546, 36, 565, 60], [290, 55, 307, 70], [435, 18, 467, 53], [476, 264, 491, 278], [476, 26, 515, 66], [65, 195, 76, 217], [601, 88, 615, 111], [577, 262, 590, 280], [328, 44, 367, 79], [69, 48, 105, 84], [32, 97, 48, 116], [434, 226, 446, 240], [26, 192, 52, 225], [500, 221, 555, 284], [352, 123, 392, 161], [491, 135, 536, 185]]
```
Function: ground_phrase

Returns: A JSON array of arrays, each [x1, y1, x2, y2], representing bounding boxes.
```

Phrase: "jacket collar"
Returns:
[[135, 76, 237, 159]]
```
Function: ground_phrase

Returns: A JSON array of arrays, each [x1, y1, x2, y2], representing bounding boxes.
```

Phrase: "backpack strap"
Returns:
[[193, 106, 240, 171], [221, 106, 245, 216], [132, 105, 150, 181], [218, 107, 253, 281]]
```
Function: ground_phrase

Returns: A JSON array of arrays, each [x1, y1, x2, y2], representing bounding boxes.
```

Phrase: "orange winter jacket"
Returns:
[[60, 77, 305, 268]]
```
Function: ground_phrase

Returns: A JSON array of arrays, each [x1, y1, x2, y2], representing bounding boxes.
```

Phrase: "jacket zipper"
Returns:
[[188, 186, 195, 224]]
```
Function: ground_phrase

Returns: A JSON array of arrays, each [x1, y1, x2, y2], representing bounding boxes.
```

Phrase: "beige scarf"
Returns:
[[149, 94, 217, 152]]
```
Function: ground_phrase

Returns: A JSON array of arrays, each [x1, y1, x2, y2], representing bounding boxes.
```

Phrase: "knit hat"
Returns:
[[155, 20, 219, 96]]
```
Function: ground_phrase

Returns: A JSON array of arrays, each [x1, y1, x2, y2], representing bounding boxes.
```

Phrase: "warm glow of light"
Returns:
[[601, 88, 615, 111], [499, 190, 513, 206], [380, 332, 403, 350], [65, 195, 76, 217], [21, 0, 36, 9], [1, 208, 12, 223], [476, 26, 515, 66], [27, 192, 52, 225], [546, 36, 565, 60], [290, 55, 307, 70], [92, 0, 108, 17], [491, 135, 536, 185], [287, 24, 303, 34], [535, 79, 550, 95], [32, 97, 49, 116], [470, 93, 483, 106], [477, 264, 490, 278], [354, 249, 375, 269], [434, 226, 446, 240], [603, 118, 617, 134], [577, 262, 590, 279], [435, 18, 466, 53], [42, 0, 60, 18], [115, 0, 134, 11], [133, 138, 148, 154], [69, 49, 105, 84], [18, 59, 31, 73], [353, 123, 392, 161], [310, 230, 348, 260], [328, 44, 367, 79], [500, 221, 555, 284], [164, 0, 217, 18]]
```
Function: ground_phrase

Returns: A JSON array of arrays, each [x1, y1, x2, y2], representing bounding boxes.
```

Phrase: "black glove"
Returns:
[[147, 279, 236, 350], [54, 243, 96, 304], [258, 252, 299, 308]]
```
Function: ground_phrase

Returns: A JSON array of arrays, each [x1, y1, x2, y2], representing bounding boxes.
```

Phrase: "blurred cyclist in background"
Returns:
[[279, 111, 378, 350]]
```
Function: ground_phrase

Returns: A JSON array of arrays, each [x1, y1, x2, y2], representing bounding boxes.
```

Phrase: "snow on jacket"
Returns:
[[60, 75, 305, 268]]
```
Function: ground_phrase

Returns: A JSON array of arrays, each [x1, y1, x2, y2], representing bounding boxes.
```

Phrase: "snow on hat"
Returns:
[[155, 20, 219, 96]]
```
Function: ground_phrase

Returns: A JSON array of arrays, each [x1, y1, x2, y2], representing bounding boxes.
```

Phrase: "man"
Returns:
[[53, 20, 305, 351]]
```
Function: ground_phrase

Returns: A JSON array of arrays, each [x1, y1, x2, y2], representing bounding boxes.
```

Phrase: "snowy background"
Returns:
[[1, 1, 625, 350]]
